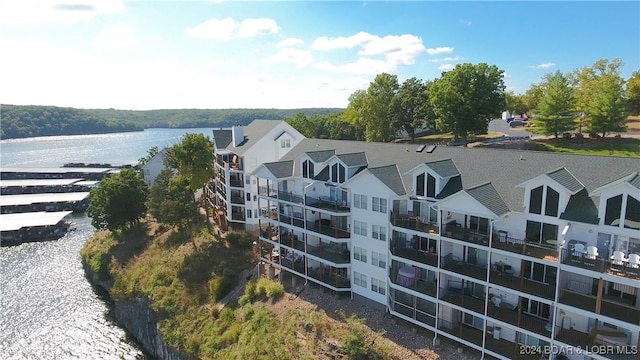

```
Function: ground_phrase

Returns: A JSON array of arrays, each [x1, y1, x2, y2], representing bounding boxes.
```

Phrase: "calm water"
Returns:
[[0, 128, 214, 359]]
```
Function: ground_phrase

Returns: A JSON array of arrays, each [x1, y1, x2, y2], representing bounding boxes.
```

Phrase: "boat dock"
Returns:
[[0, 192, 90, 214], [1, 178, 98, 195], [0, 211, 75, 246], [1, 167, 119, 180]]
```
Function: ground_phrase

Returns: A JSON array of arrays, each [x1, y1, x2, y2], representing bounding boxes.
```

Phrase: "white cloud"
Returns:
[[208, 58, 234, 66], [0, 0, 125, 25], [237, 18, 278, 38], [184, 18, 238, 40], [426, 47, 454, 55], [93, 24, 135, 48], [264, 48, 311, 67], [531, 62, 556, 69], [316, 57, 396, 75], [358, 34, 425, 65], [185, 17, 278, 40], [277, 37, 304, 48], [438, 64, 455, 71], [427, 56, 462, 63], [311, 31, 375, 51]]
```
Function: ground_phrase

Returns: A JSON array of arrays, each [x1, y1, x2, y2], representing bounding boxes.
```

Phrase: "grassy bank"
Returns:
[[524, 137, 640, 157], [80, 222, 398, 359]]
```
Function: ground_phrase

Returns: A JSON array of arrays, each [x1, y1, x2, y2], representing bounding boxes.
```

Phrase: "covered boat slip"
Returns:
[[0, 211, 74, 245], [1, 167, 119, 180], [0, 178, 92, 195], [0, 192, 90, 213]]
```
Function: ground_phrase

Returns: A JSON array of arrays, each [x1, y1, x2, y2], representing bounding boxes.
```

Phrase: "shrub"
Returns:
[[562, 132, 572, 139], [209, 273, 235, 302], [254, 277, 284, 301], [225, 231, 254, 249]]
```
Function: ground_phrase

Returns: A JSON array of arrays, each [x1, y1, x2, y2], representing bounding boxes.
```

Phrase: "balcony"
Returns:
[[389, 212, 439, 235], [278, 214, 305, 229], [556, 327, 637, 360], [486, 304, 551, 337], [230, 195, 245, 204], [558, 289, 640, 326], [489, 271, 556, 300], [442, 225, 489, 247], [484, 335, 543, 360], [307, 266, 350, 289], [390, 238, 438, 267], [307, 242, 350, 264], [491, 236, 558, 262], [306, 220, 350, 239], [439, 283, 486, 315], [390, 268, 437, 298], [438, 321, 483, 346], [561, 248, 640, 280], [441, 253, 488, 281], [280, 254, 306, 274], [279, 232, 305, 252], [229, 177, 244, 188], [230, 212, 245, 221], [305, 196, 350, 212]]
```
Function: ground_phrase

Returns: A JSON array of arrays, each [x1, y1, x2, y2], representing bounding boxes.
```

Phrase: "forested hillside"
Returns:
[[0, 105, 343, 139], [0, 105, 141, 139]]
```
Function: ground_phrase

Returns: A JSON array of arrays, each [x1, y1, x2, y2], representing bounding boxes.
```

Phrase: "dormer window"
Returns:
[[280, 138, 291, 148], [302, 160, 314, 179], [416, 172, 436, 197], [605, 194, 640, 230], [529, 185, 560, 217], [330, 163, 345, 183]]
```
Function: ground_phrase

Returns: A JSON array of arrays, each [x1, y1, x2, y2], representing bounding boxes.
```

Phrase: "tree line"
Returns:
[[0, 105, 340, 139], [286, 59, 640, 145]]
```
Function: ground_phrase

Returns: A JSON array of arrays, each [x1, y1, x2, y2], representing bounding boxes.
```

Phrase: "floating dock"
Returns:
[[0, 211, 75, 246], [1, 167, 119, 180], [0, 192, 90, 213]]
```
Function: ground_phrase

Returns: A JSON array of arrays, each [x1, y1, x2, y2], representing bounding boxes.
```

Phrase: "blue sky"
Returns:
[[1, 1, 638, 110]]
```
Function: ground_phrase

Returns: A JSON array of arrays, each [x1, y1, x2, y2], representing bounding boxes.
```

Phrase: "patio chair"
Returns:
[[573, 243, 586, 258], [611, 251, 627, 266], [628, 254, 640, 269], [586, 246, 599, 260]]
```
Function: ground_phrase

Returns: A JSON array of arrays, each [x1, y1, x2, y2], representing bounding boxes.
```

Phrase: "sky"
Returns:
[[1, 1, 638, 110]]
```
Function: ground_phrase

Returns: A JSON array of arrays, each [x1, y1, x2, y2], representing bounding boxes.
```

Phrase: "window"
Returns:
[[625, 195, 640, 230], [354, 272, 367, 288], [253, 195, 257, 202], [331, 163, 345, 183], [246, 192, 251, 201], [426, 174, 436, 197], [416, 173, 425, 196], [371, 225, 386, 241], [253, 209, 258, 218], [353, 193, 367, 209], [372, 197, 387, 213], [302, 160, 314, 178], [280, 138, 291, 148], [353, 246, 367, 262], [545, 187, 559, 217], [605, 195, 623, 226], [354, 220, 367, 236], [371, 277, 385, 295], [246, 209, 252, 219], [246, 177, 251, 185], [526, 221, 558, 244], [372, 251, 386, 268], [529, 186, 543, 214]]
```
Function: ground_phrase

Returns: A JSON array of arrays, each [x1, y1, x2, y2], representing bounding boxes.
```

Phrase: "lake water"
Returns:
[[0, 128, 214, 359]]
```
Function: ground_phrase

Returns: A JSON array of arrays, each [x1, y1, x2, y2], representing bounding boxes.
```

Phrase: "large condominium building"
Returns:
[[211, 121, 640, 360], [207, 120, 305, 231]]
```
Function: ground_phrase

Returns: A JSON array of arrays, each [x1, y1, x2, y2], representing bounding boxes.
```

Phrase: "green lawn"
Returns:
[[525, 137, 640, 157]]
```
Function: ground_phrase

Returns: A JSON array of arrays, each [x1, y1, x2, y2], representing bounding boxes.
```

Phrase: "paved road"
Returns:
[[488, 118, 535, 138]]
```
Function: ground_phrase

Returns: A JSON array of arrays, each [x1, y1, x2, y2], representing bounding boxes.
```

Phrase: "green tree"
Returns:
[[361, 73, 399, 142], [391, 77, 433, 141], [137, 146, 159, 168], [505, 91, 527, 116], [626, 70, 640, 115], [430, 63, 506, 146], [342, 90, 368, 141], [325, 112, 356, 140], [573, 59, 623, 115], [87, 168, 148, 231], [531, 71, 577, 138], [585, 71, 627, 137], [523, 83, 544, 114], [166, 133, 215, 191]]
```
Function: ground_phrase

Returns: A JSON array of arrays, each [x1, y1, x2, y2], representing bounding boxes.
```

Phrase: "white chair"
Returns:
[[573, 243, 586, 257], [586, 246, 599, 260], [611, 251, 627, 266], [628, 254, 640, 269]]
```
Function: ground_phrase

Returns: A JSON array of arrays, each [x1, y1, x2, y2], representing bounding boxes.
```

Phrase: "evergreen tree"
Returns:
[[531, 71, 576, 138]]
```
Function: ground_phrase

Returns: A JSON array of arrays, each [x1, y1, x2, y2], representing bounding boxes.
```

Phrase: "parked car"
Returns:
[[509, 120, 526, 128]]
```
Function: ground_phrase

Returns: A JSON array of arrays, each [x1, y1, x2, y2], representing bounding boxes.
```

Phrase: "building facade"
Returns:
[[208, 120, 305, 231], [222, 133, 640, 360]]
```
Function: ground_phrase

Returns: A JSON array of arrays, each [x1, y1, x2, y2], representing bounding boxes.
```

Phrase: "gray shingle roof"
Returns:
[[264, 161, 294, 179], [630, 173, 640, 190], [560, 188, 600, 224], [547, 168, 584, 193], [213, 120, 284, 155], [426, 159, 460, 178], [306, 149, 335, 162], [278, 139, 638, 213], [436, 176, 463, 199], [313, 166, 330, 181], [466, 182, 510, 216], [336, 152, 367, 167], [212, 129, 232, 149], [368, 165, 406, 196]]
